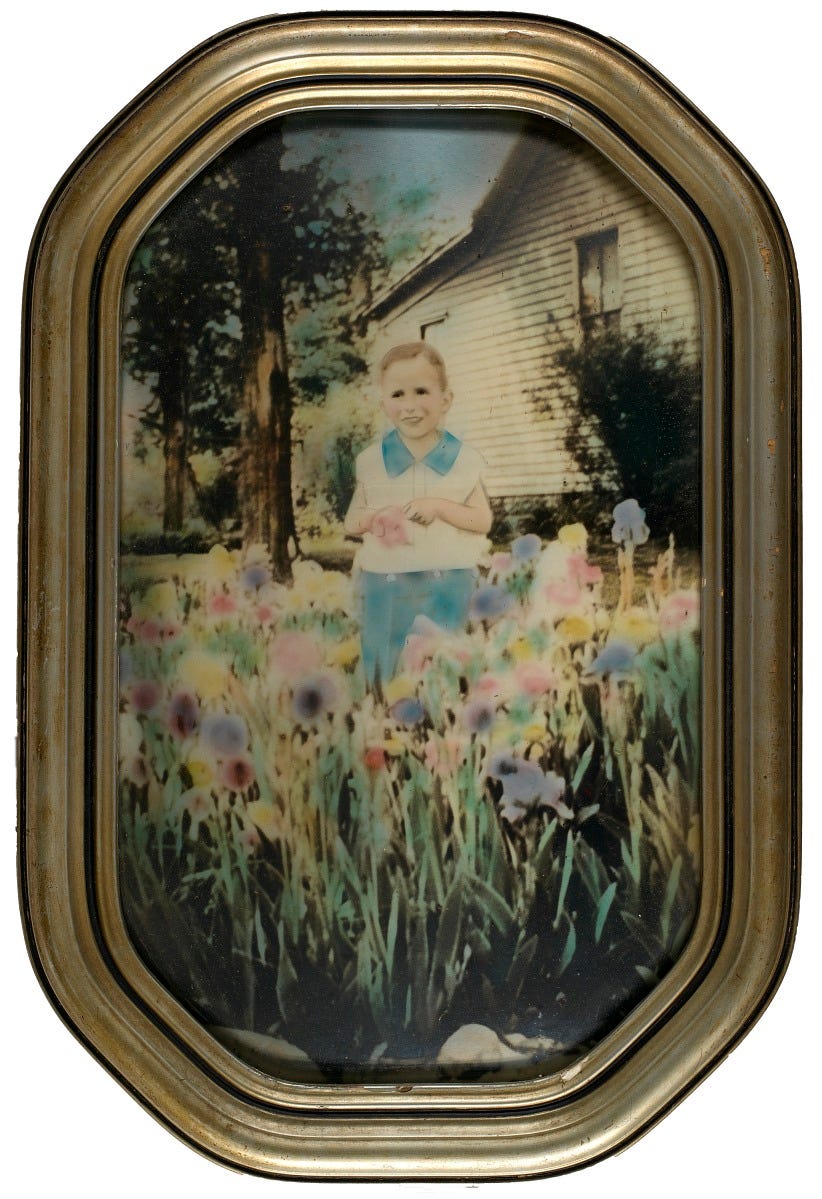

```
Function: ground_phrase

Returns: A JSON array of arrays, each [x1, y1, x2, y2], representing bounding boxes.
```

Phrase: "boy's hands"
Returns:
[[403, 497, 440, 525]]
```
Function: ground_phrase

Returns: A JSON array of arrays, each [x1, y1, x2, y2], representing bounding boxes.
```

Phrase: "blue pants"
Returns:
[[359, 569, 475, 686]]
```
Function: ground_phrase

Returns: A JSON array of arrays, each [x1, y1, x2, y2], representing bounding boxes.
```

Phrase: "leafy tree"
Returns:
[[121, 183, 241, 533], [124, 117, 446, 575], [550, 326, 701, 544]]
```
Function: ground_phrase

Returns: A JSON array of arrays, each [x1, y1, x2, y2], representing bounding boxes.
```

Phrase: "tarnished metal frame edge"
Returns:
[[18, 11, 800, 1180]]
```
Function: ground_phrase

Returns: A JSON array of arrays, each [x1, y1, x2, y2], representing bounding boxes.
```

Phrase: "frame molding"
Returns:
[[19, 12, 799, 1179]]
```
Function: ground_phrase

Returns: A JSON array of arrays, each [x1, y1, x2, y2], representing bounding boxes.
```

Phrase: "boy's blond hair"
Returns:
[[379, 341, 449, 390]]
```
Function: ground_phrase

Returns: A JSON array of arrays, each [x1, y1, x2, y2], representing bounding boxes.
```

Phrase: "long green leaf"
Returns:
[[553, 832, 576, 929], [558, 919, 576, 976], [595, 881, 618, 943]]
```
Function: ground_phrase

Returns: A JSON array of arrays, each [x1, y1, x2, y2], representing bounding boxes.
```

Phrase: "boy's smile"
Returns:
[[381, 355, 453, 455]]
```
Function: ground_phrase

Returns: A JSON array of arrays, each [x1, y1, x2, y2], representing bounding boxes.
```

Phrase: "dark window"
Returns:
[[577, 229, 620, 332]]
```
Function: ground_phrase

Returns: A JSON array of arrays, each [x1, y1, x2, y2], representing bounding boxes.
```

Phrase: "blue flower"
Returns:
[[469, 584, 514, 623], [488, 753, 544, 803], [511, 533, 541, 561], [201, 713, 248, 756], [589, 640, 637, 676], [390, 697, 426, 726], [611, 499, 649, 546], [242, 563, 270, 590]]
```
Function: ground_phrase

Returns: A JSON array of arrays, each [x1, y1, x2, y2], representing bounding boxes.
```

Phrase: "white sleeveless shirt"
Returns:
[[354, 429, 489, 573]]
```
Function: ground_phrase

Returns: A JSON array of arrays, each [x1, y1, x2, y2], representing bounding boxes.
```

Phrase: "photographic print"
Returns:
[[117, 110, 702, 1083]]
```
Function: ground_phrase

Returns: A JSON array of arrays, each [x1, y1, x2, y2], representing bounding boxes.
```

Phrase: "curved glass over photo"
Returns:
[[116, 110, 701, 1083]]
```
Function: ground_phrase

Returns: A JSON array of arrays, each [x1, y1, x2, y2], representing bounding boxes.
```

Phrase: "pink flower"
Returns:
[[403, 635, 434, 673], [475, 673, 503, 698], [659, 589, 700, 635], [514, 663, 556, 696], [219, 755, 255, 792], [208, 592, 237, 616], [270, 630, 322, 680], [489, 552, 514, 575], [139, 619, 164, 645], [256, 604, 274, 624], [130, 680, 161, 713], [423, 736, 462, 779], [370, 506, 411, 548], [567, 552, 603, 586], [238, 825, 261, 856], [544, 579, 583, 609]]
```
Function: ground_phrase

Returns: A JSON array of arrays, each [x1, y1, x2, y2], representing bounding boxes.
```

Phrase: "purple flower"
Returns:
[[242, 563, 270, 590], [469, 584, 514, 623], [611, 499, 649, 546], [390, 697, 426, 726], [589, 640, 637, 677], [462, 698, 496, 734], [511, 533, 541, 561], [167, 690, 199, 739], [201, 712, 248, 756], [491, 759, 573, 824], [488, 753, 544, 803], [291, 672, 338, 723]]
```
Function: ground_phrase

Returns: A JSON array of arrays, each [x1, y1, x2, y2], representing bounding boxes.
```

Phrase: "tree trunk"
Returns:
[[160, 346, 188, 533], [163, 413, 186, 533], [239, 252, 296, 582]]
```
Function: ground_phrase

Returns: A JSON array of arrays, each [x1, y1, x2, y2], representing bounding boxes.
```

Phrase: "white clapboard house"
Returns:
[[365, 122, 700, 512]]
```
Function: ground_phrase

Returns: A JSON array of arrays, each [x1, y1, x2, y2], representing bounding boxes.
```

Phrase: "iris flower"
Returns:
[[611, 499, 650, 546], [291, 672, 338, 723], [470, 584, 514, 623], [202, 713, 248, 756]]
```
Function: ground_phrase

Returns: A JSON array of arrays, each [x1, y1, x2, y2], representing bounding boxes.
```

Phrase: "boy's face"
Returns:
[[380, 355, 452, 444]]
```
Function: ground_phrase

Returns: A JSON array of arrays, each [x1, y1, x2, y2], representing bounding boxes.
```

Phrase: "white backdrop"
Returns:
[[4, 3, 815, 1195]]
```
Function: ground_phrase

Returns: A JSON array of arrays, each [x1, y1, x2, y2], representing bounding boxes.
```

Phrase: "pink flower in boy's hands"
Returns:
[[370, 506, 411, 547]]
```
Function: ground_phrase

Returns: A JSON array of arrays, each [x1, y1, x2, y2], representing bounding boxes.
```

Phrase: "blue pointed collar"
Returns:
[[382, 428, 462, 477]]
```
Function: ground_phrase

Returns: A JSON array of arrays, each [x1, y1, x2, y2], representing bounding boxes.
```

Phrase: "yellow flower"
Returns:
[[328, 636, 360, 668], [178, 651, 228, 700], [522, 719, 547, 743], [186, 757, 214, 787], [246, 800, 282, 841], [557, 613, 595, 644], [557, 522, 588, 550], [380, 737, 405, 756], [612, 606, 659, 647], [508, 636, 536, 664], [141, 580, 178, 618], [203, 543, 237, 583], [384, 674, 416, 706]]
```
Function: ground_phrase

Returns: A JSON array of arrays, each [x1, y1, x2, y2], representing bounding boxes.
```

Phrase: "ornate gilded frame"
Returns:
[[19, 12, 799, 1179]]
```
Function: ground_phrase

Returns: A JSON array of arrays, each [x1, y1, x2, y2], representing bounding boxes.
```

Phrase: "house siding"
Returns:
[[373, 126, 700, 502]]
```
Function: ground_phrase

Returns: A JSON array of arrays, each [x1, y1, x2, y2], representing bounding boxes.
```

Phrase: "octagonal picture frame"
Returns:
[[19, 10, 799, 1180]]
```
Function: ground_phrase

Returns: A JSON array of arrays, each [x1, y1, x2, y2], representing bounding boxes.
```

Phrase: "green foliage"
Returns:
[[117, 520, 700, 1077], [549, 326, 701, 545]]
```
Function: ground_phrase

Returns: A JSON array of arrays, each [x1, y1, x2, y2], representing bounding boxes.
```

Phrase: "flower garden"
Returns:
[[118, 501, 700, 1080]]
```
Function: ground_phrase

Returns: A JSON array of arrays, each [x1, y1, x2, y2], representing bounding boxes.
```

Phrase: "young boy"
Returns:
[[344, 342, 493, 685]]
